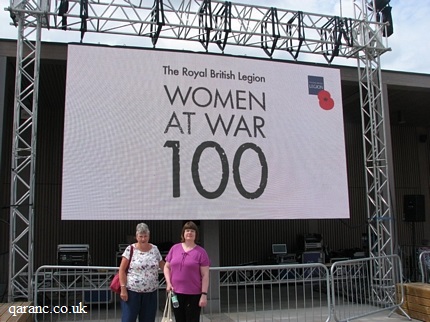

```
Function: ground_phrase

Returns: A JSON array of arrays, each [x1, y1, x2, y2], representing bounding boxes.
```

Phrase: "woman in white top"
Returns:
[[119, 223, 165, 322]]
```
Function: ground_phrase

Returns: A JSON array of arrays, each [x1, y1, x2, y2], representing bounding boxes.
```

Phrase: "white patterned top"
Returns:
[[122, 244, 162, 293]]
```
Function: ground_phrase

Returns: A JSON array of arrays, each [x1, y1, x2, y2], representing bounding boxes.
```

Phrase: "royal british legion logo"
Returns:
[[308, 75, 334, 110], [308, 76, 324, 95]]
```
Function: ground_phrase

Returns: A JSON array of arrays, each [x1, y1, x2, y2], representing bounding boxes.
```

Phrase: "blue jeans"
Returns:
[[121, 289, 157, 322]]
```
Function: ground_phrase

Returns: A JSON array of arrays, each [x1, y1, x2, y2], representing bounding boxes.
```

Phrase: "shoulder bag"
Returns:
[[110, 244, 134, 294]]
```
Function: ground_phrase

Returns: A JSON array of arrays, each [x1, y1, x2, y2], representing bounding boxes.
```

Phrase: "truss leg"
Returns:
[[8, 0, 42, 302]]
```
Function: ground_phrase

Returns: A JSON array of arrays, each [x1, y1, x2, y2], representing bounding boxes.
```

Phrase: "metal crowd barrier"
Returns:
[[34, 266, 121, 321], [398, 245, 430, 282], [419, 250, 430, 283], [330, 255, 407, 322], [33, 256, 407, 321], [206, 263, 331, 321]]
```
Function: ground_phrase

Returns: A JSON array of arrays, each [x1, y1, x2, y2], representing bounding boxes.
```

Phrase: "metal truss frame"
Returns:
[[353, 0, 396, 305], [6, 0, 393, 301]]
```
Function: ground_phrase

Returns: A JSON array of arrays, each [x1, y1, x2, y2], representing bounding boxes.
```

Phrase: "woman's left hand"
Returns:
[[199, 294, 207, 307]]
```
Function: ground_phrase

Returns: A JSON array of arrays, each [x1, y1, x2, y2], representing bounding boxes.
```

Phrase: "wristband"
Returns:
[[201, 292, 207, 295], [121, 285, 126, 287]]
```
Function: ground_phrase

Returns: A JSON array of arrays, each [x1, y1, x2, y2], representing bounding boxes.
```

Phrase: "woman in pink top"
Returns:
[[163, 221, 210, 322]]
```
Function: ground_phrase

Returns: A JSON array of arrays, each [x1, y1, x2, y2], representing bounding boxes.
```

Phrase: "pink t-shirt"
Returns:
[[166, 243, 210, 295]]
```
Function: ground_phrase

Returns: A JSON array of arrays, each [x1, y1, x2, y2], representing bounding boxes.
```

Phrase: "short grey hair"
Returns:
[[136, 223, 150, 235]]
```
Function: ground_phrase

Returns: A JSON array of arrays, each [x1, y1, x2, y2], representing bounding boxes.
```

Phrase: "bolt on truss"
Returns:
[[6, 0, 394, 301]]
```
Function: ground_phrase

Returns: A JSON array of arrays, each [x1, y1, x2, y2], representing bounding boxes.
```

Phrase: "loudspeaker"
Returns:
[[380, 6, 393, 37], [403, 195, 425, 222], [374, 0, 390, 11]]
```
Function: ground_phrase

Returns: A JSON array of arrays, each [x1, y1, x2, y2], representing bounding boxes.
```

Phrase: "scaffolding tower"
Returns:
[[6, 0, 393, 301]]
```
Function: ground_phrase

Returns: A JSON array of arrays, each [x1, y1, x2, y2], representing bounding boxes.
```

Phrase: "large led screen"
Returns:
[[62, 44, 349, 220]]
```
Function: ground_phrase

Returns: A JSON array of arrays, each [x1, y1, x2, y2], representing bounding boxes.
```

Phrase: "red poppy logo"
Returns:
[[317, 90, 334, 110]]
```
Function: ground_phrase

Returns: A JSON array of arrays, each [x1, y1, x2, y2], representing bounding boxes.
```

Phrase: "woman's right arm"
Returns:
[[118, 256, 129, 300], [163, 261, 173, 292]]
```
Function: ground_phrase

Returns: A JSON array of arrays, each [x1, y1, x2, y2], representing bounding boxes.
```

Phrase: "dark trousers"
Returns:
[[173, 293, 202, 322], [121, 289, 157, 322]]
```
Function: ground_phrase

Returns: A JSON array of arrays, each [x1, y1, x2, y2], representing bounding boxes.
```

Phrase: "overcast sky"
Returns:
[[1, 0, 429, 74]]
